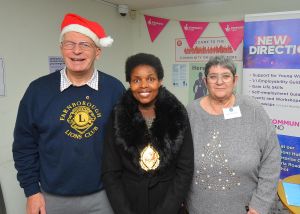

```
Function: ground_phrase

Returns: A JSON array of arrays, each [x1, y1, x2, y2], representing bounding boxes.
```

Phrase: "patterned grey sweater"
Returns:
[[186, 95, 281, 214]]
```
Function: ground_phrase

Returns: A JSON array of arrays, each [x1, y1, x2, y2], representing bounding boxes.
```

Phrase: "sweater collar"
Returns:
[[60, 68, 99, 92]]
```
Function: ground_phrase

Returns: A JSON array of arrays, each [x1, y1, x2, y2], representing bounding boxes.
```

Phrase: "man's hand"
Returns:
[[26, 192, 46, 214], [247, 207, 259, 214]]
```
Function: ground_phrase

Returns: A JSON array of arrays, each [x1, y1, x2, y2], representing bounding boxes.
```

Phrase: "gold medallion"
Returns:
[[139, 144, 160, 171]]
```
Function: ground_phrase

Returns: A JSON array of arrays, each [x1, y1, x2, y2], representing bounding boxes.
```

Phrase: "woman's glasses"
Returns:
[[206, 73, 233, 84]]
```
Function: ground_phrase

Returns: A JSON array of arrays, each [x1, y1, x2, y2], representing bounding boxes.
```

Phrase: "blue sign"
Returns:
[[244, 19, 300, 69]]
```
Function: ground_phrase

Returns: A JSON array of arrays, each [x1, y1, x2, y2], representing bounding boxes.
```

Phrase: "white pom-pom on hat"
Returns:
[[99, 36, 114, 47]]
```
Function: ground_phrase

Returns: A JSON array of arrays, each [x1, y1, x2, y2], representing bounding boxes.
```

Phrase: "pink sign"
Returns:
[[219, 21, 244, 50], [144, 15, 170, 42], [179, 21, 209, 48]]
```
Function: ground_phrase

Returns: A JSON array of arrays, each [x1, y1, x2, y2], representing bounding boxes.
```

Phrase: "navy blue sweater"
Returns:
[[13, 70, 125, 197]]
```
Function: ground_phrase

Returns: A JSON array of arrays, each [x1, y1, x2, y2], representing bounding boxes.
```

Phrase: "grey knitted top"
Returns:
[[186, 95, 281, 214]]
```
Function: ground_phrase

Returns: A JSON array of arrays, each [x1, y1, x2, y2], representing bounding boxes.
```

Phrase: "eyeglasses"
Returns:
[[206, 73, 233, 83], [61, 41, 95, 51]]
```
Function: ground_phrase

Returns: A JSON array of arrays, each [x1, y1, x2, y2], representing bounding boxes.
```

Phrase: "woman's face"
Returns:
[[130, 65, 162, 107], [205, 65, 238, 100]]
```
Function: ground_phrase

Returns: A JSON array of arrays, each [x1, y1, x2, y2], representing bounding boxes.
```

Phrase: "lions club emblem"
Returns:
[[67, 106, 96, 134]]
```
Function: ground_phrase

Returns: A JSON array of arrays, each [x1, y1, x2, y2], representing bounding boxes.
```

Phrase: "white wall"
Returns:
[[0, 0, 299, 213]]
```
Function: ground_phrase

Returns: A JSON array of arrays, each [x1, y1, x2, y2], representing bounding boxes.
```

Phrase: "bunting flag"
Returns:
[[219, 20, 244, 50], [179, 21, 209, 48], [144, 15, 170, 42]]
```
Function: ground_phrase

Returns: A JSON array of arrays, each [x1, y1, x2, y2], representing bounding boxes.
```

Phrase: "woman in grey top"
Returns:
[[186, 56, 281, 214]]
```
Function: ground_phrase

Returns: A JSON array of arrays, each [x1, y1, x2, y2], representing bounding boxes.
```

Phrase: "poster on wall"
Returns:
[[172, 64, 188, 88], [49, 56, 65, 73], [0, 57, 5, 96], [175, 36, 244, 101], [175, 36, 243, 62], [188, 63, 207, 101], [243, 11, 300, 179]]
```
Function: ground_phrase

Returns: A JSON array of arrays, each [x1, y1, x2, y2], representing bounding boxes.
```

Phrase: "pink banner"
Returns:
[[219, 20, 244, 50], [179, 21, 209, 48], [144, 15, 170, 42]]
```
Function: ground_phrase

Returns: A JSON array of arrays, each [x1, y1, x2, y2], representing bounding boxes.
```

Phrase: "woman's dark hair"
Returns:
[[204, 56, 236, 77], [125, 53, 164, 82]]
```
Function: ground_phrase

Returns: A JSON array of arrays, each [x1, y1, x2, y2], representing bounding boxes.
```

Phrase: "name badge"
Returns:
[[223, 106, 241, 120]]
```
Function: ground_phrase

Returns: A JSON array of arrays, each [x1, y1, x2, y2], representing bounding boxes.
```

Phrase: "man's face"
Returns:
[[60, 31, 101, 75]]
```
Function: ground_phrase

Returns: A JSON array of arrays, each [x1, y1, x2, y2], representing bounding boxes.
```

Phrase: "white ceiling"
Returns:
[[96, 0, 230, 10]]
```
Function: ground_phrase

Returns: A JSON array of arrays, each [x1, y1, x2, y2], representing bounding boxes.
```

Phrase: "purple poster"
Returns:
[[279, 135, 300, 179], [243, 12, 300, 179]]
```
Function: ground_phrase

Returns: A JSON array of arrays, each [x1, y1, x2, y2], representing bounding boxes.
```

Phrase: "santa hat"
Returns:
[[59, 13, 113, 48]]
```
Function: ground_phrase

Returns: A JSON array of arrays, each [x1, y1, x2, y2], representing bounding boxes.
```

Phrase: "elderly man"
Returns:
[[13, 13, 125, 214]]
